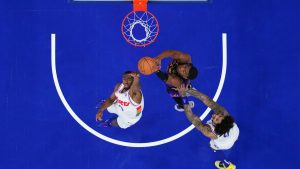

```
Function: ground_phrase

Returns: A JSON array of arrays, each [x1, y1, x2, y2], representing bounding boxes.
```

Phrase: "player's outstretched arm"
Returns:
[[183, 105, 218, 139], [96, 83, 119, 121], [177, 84, 218, 139], [154, 50, 191, 64], [129, 72, 142, 104], [187, 88, 229, 116]]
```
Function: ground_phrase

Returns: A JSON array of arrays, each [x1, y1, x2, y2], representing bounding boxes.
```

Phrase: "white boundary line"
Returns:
[[51, 33, 227, 147]]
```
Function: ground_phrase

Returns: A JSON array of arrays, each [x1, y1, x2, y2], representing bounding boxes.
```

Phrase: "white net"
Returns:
[[122, 11, 159, 46]]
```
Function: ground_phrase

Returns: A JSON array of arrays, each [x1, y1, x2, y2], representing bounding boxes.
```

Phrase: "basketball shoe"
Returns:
[[215, 160, 236, 169]]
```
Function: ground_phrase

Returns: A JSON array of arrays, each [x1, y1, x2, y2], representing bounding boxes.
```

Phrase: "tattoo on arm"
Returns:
[[183, 105, 217, 139], [187, 89, 229, 116]]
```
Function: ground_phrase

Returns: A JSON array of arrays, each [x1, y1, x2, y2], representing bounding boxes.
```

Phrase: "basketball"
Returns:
[[138, 56, 158, 75]]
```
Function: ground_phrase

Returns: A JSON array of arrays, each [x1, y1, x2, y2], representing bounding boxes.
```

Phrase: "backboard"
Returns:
[[72, 0, 210, 46]]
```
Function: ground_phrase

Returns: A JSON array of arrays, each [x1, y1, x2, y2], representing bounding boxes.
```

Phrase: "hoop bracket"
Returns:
[[122, 0, 158, 47], [133, 0, 148, 11]]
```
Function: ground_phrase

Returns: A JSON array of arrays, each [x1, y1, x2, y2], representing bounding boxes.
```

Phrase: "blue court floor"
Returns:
[[1, 0, 300, 168]]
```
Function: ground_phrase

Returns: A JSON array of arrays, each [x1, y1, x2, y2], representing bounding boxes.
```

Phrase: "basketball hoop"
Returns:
[[122, 0, 159, 47]]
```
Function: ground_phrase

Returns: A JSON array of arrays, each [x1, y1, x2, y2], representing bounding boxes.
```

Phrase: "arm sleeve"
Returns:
[[155, 70, 169, 82]]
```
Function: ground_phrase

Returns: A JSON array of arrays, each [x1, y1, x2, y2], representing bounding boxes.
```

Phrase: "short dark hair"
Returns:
[[214, 115, 234, 136], [123, 71, 133, 75], [188, 65, 198, 80]]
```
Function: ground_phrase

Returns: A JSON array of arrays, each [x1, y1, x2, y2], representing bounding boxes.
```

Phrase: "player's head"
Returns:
[[212, 112, 225, 125], [177, 63, 198, 80], [214, 115, 234, 136], [122, 71, 134, 89]]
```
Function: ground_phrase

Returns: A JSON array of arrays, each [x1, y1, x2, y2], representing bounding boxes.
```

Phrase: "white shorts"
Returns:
[[210, 140, 234, 150], [107, 103, 142, 129]]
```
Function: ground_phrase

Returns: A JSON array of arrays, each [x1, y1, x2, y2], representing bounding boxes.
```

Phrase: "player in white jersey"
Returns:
[[96, 71, 144, 129], [177, 84, 239, 169]]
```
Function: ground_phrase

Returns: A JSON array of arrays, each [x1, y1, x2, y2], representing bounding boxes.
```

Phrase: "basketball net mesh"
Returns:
[[122, 11, 159, 46]]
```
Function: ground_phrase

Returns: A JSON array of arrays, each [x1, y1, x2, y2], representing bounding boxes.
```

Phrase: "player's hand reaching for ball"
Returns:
[[129, 71, 140, 78], [153, 57, 161, 71]]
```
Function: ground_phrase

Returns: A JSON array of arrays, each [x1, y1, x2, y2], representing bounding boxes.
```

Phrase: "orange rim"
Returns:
[[121, 10, 159, 47]]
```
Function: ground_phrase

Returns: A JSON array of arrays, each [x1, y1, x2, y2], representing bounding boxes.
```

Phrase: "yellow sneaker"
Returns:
[[215, 160, 236, 169]]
